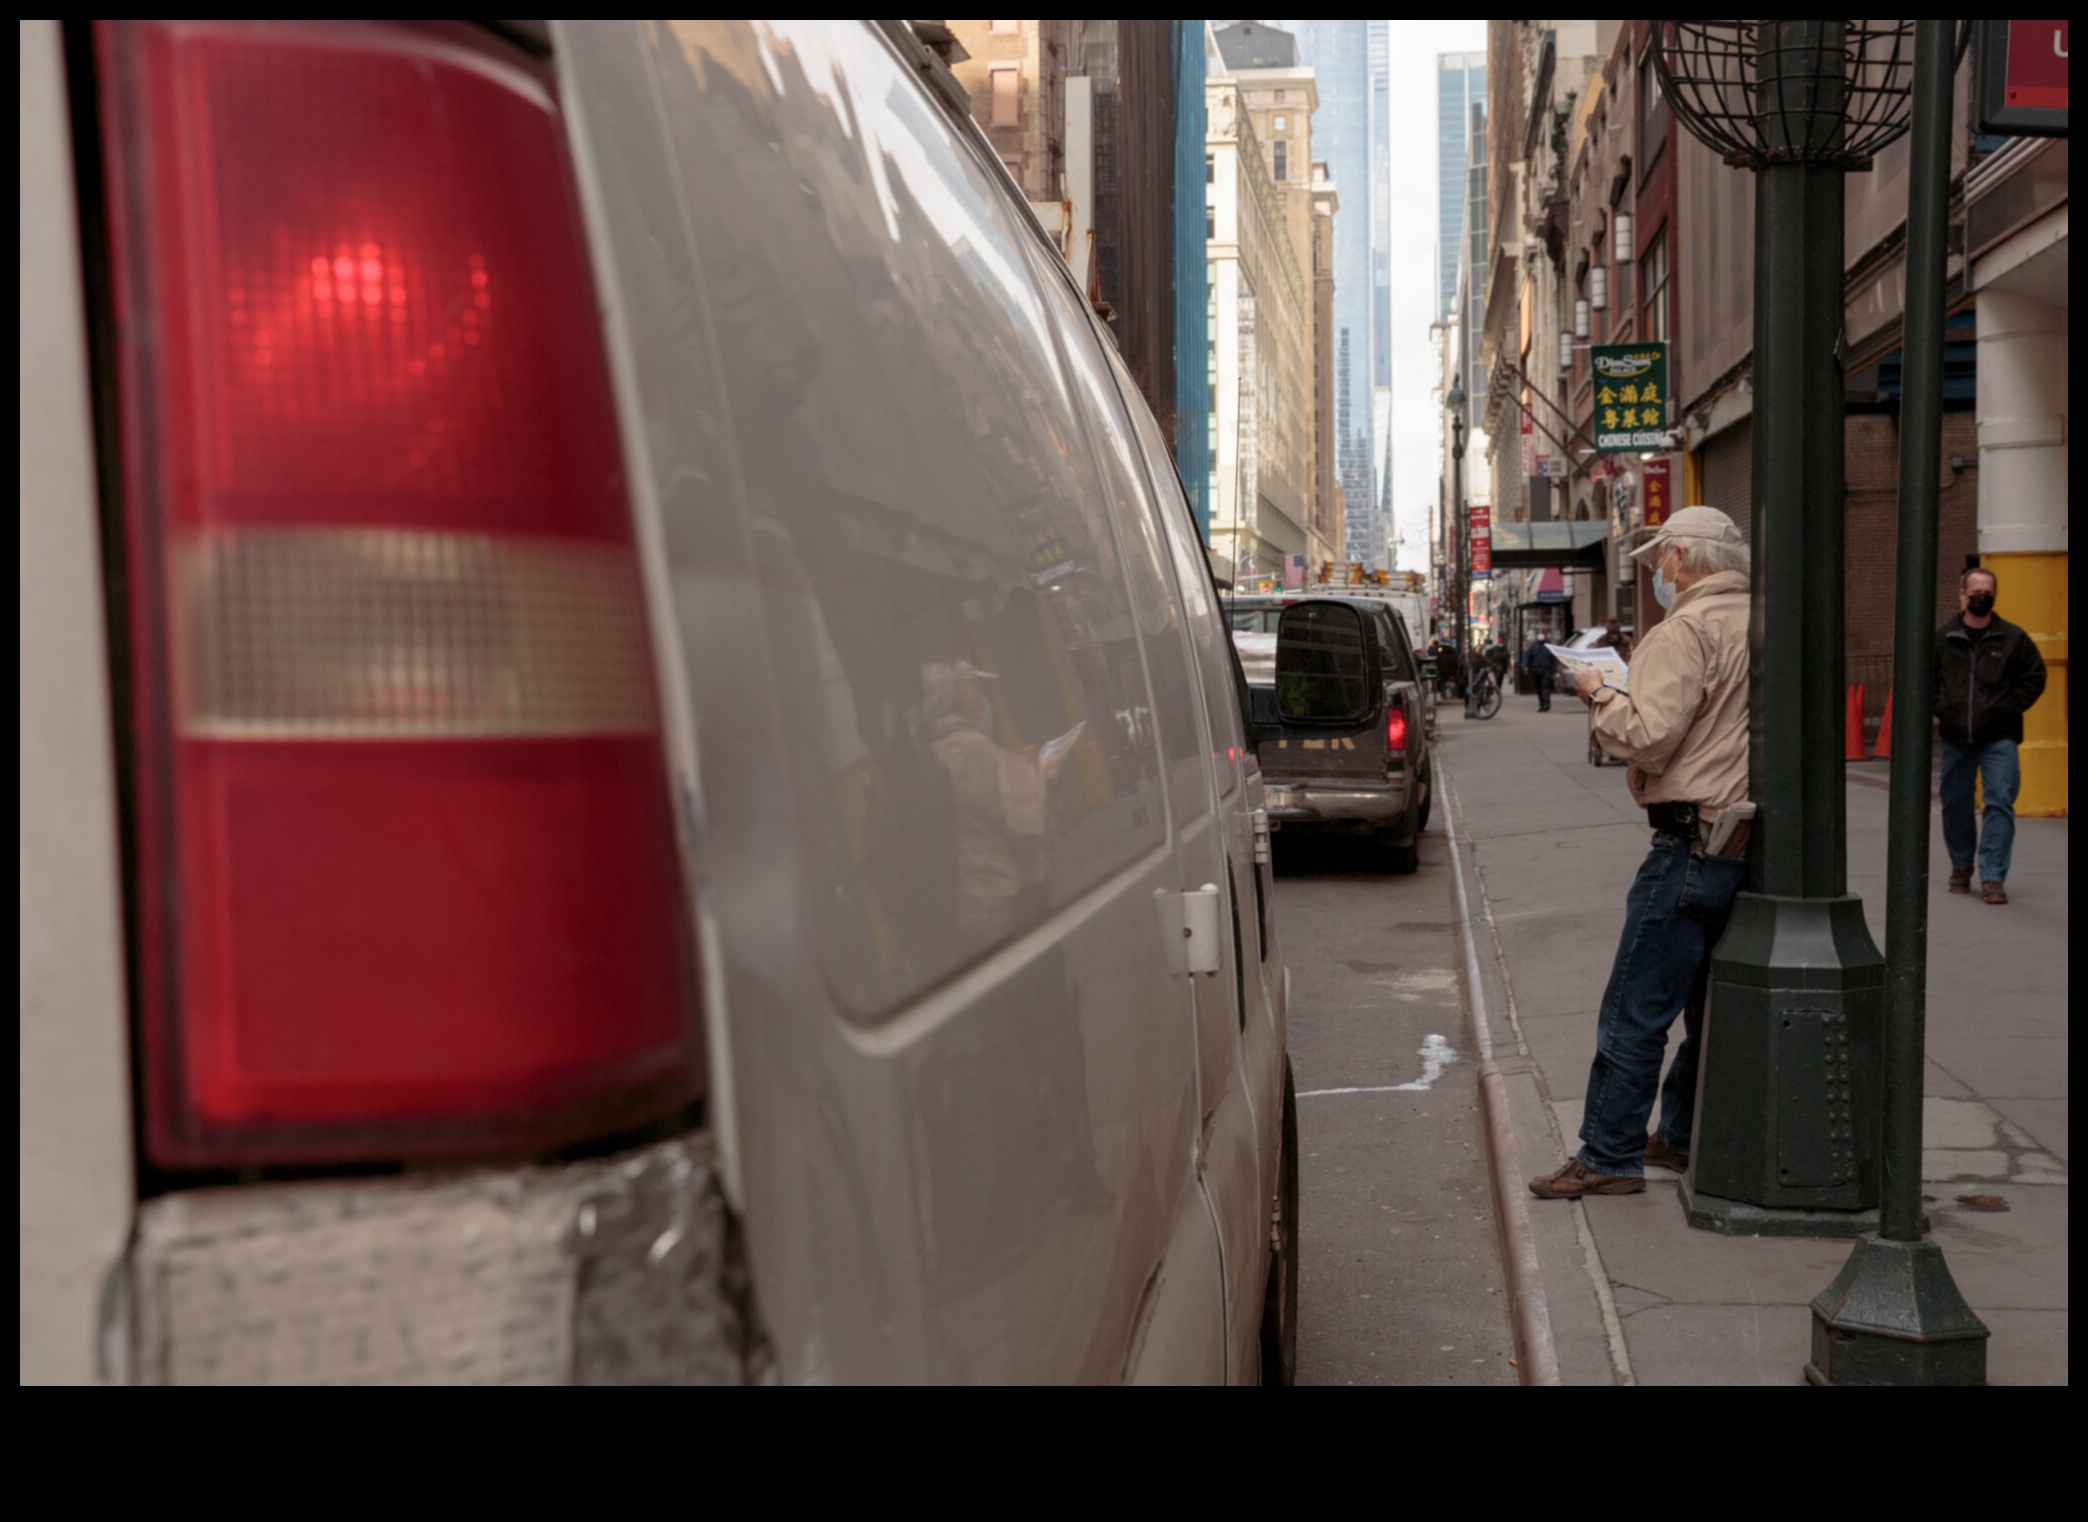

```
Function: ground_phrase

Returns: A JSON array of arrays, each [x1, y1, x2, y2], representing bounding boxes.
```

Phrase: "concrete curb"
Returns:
[[1441, 757, 1561, 1386]]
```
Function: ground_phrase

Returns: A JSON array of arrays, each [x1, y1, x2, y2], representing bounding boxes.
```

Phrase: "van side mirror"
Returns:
[[1274, 602, 1370, 723]]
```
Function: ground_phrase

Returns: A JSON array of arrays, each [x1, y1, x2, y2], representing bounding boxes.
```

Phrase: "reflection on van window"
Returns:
[[662, 20, 1166, 1019]]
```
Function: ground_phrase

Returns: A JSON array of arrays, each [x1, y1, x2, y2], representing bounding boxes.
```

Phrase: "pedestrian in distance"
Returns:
[[1935, 565, 2046, 906], [1528, 505, 1752, 1200], [1595, 615, 1633, 663], [1520, 635, 1559, 712]]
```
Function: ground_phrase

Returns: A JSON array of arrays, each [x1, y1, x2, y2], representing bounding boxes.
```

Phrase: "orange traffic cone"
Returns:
[[1845, 683, 1867, 760], [1872, 688, 1893, 759]]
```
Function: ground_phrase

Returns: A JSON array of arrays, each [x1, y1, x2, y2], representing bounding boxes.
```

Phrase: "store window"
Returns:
[[1641, 231, 1669, 345], [1639, 46, 1668, 177]]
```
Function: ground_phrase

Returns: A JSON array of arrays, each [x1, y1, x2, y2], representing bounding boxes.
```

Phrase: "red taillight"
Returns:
[[100, 20, 697, 1165], [1387, 707, 1409, 752]]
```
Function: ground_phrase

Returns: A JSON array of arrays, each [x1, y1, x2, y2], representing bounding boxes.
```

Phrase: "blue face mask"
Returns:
[[1653, 553, 1679, 610]]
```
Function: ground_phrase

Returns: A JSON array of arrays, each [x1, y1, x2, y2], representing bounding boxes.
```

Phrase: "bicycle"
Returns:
[[1467, 667, 1502, 719]]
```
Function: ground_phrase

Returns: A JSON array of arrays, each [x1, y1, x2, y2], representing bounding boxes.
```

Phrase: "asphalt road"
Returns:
[[1274, 814, 1518, 1386]]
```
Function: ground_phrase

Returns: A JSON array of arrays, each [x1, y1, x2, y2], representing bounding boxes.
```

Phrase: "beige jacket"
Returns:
[[1589, 569, 1749, 816]]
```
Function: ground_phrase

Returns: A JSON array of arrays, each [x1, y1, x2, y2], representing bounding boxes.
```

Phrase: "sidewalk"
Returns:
[[1437, 696, 2068, 1385]]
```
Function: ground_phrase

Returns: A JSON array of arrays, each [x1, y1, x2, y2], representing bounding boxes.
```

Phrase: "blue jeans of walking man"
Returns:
[[1578, 835, 1748, 1176], [1940, 737, 2018, 887]]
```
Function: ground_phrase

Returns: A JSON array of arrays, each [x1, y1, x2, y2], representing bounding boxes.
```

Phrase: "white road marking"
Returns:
[[1301, 1033, 1459, 1096]]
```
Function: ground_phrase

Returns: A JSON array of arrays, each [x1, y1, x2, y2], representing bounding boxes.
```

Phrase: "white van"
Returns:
[[21, 18, 1294, 1383]]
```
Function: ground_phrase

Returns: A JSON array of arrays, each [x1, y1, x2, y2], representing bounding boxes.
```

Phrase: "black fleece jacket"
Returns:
[[1933, 613, 2046, 746]]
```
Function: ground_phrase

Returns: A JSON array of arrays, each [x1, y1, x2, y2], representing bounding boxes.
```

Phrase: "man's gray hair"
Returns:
[[1674, 535, 1750, 578]]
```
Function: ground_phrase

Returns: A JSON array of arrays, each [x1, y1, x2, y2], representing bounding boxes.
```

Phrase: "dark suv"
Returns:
[[1250, 597, 1435, 872]]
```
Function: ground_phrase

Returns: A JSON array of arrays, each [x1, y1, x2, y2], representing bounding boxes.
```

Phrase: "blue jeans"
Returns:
[[1578, 835, 1748, 1176], [1940, 737, 2019, 885]]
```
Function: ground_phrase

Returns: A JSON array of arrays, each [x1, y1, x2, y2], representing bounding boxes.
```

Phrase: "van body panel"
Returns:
[[23, 16, 1281, 1384], [555, 18, 1234, 1380], [19, 18, 137, 1386]]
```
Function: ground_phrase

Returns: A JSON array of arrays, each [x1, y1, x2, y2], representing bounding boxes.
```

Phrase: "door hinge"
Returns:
[[1251, 807, 1272, 866], [1159, 883, 1223, 977]]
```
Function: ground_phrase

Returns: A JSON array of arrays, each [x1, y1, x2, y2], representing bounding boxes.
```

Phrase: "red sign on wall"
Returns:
[[1642, 457, 1672, 529], [1975, 20, 2069, 136]]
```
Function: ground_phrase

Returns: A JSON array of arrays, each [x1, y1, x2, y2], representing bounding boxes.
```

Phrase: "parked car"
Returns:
[[23, 18, 1295, 1384], [1252, 597, 1435, 872]]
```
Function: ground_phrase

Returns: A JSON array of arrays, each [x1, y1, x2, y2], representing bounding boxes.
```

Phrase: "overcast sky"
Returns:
[[1384, 19, 1487, 572]]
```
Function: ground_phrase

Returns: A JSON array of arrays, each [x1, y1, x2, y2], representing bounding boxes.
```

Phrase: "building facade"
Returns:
[[1270, 20, 1385, 569], [1437, 51, 1488, 324], [1206, 39, 1320, 583]]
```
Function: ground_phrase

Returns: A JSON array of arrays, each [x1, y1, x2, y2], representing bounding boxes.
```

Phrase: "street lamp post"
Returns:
[[1446, 379, 1470, 713], [1805, 20, 1987, 1385], [1651, 23, 1931, 1237]]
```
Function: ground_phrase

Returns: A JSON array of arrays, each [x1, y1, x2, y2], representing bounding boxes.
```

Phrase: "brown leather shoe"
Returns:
[[1983, 880, 2008, 905], [1948, 869, 1972, 894], [1529, 1159, 1645, 1199], [1643, 1134, 1689, 1173]]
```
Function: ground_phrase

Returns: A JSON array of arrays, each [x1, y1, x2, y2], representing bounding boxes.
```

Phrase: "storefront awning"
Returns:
[[1485, 519, 1609, 569]]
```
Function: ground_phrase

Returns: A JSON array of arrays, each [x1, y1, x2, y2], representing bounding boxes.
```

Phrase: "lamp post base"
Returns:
[[1687, 893, 1885, 1232], [1678, 1175, 1881, 1238], [1804, 1233, 1988, 1386]]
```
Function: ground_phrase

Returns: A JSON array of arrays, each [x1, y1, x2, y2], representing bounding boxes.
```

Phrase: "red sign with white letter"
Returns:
[[2007, 20, 2068, 110]]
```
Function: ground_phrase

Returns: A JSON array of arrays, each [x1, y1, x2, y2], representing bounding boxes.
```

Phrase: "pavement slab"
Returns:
[[1435, 697, 2068, 1386]]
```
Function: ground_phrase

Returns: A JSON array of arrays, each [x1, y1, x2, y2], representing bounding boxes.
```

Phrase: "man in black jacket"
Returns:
[[1521, 636, 1559, 711], [1934, 565, 2047, 905]]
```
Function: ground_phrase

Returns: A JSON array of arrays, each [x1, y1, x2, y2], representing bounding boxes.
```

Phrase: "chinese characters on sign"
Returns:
[[1642, 456, 1672, 529], [1470, 503, 1491, 576], [1591, 343, 1670, 453]]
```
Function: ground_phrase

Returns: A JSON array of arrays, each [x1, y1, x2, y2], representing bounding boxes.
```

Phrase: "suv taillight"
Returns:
[[1387, 707, 1409, 752], [99, 20, 697, 1165]]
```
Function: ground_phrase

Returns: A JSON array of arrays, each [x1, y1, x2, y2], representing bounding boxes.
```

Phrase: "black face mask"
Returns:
[[1966, 592, 1996, 617]]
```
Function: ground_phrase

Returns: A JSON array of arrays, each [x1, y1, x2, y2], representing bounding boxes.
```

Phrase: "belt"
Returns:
[[1646, 801, 1701, 838]]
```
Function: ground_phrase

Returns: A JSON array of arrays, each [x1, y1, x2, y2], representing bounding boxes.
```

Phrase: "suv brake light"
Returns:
[[99, 20, 697, 1165], [1387, 706, 1409, 752]]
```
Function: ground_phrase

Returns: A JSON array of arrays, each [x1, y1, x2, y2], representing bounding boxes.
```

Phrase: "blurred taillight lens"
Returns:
[[99, 20, 697, 1165], [1387, 707, 1409, 752]]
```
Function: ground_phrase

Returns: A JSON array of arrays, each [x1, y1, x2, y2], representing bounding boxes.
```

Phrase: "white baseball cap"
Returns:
[[1631, 504, 1746, 561]]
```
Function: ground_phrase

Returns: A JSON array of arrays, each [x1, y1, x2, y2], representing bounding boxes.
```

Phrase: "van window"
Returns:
[[1027, 246, 1210, 822], [650, 22, 1166, 1018], [1108, 347, 1244, 797]]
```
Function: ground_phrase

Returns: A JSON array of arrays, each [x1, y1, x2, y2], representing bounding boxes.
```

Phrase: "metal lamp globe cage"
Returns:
[[1650, 21, 1968, 169]]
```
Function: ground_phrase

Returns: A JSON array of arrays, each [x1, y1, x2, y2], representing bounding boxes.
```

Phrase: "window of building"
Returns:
[[1272, 141, 1288, 181], [1206, 203, 1215, 240], [1273, 114, 1288, 131], [990, 19, 1019, 34], [1206, 151, 1214, 185], [1274, 88, 1287, 103], [1642, 231, 1669, 345], [1639, 46, 1668, 178], [990, 66, 1018, 128]]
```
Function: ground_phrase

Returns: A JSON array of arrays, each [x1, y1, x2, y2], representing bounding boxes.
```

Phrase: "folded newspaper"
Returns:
[[1545, 643, 1628, 692]]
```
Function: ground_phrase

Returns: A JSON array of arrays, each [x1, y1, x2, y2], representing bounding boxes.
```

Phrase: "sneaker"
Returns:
[[1643, 1134, 1690, 1173], [1947, 869, 1972, 894], [1982, 881, 2008, 905], [1528, 1159, 1645, 1199]]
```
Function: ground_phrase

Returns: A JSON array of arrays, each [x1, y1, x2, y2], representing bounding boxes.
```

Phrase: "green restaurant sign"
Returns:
[[1591, 342, 1670, 453]]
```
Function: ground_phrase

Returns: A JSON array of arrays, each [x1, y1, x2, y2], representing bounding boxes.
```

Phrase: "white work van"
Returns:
[[21, 18, 1293, 1383]]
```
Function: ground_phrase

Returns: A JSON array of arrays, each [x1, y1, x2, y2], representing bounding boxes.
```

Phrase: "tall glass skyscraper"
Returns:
[[1437, 52, 1486, 324], [1276, 19, 1387, 567]]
